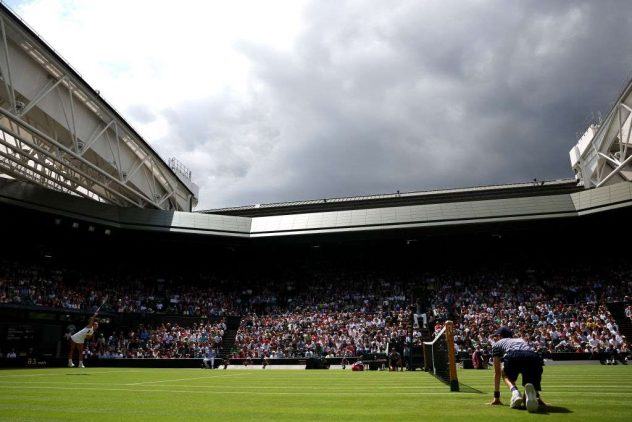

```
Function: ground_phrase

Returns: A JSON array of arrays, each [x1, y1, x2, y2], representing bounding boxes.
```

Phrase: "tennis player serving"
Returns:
[[68, 312, 99, 368]]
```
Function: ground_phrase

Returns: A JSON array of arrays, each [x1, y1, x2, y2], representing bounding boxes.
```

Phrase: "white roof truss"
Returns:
[[570, 78, 632, 189], [0, 6, 196, 211]]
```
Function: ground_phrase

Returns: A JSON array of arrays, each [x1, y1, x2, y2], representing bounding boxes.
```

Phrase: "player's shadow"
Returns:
[[457, 383, 484, 394], [536, 405, 573, 414]]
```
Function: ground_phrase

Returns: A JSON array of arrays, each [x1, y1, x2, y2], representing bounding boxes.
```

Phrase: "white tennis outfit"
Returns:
[[71, 327, 94, 344]]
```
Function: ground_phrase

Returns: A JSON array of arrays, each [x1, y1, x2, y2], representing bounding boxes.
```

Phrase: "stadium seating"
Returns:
[[0, 257, 630, 364]]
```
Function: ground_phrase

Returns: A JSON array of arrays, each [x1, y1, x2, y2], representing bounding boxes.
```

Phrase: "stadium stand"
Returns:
[[1, 248, 630, 367], [1, 169, 632, 369], [82, 321, 226, 360]]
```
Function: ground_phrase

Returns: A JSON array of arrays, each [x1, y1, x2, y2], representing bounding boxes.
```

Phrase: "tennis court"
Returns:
[[0, 364, 630, 421]]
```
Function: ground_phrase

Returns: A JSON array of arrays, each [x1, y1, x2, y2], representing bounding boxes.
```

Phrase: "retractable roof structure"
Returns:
[[0, 3, 198, 211], [570, 77, 632, 189]]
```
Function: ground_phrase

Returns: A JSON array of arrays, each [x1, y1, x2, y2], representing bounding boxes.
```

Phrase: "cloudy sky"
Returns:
[[5, 0, 632, 210]]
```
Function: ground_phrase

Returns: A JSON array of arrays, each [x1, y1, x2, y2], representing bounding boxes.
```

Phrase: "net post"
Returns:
[[445, 320, 459, 392], [422, 340, 430, 372]]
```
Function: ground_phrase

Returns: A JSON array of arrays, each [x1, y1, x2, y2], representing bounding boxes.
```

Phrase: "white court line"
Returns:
[[516, 386, 632, 390], [0, 382, 443, 390], [0, 370, 145, 378], [4, 385, 632, 396], [0, 385, 461, 395], [126, 373, 248, 385]]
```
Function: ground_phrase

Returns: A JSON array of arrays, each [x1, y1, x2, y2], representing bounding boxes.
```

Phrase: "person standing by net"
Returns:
[[68, 313, 98, 368], [489, 326, 546, 413]]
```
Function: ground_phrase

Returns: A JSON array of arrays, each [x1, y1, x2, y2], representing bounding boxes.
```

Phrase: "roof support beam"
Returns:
[[0, 5, 197, 210], [0, 108, 146, 206], [18, 75, 66, 116], [80, 119, 115, 155], [0, 17, 16, 113]]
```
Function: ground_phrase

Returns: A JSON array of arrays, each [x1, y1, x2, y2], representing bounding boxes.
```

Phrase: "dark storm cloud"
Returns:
[[157, 92, 281, 183], [161, 0, 632, 209]]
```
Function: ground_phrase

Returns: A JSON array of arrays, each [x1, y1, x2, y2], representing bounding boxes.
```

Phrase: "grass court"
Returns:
[[0, 364, 630, 421]]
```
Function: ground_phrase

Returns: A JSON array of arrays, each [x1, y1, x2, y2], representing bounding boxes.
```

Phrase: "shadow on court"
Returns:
[[457, 383, 484, 394], [537, 405, 573, 414], [66, 373, 91, 376]]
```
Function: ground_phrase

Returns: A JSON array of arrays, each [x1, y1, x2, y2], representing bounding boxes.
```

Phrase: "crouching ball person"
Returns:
[[489, 326, 546, 413], [68, 314, 98, 368]]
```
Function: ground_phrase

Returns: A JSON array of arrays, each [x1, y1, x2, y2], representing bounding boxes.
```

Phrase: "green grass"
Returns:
[[0, 364, 631, 421]]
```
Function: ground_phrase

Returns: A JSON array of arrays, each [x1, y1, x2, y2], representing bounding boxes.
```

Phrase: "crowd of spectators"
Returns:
[[1, 258, 631, 361], [423, 270, 630, 364], [233, 309, 409, 358], [229, 272, 413, 358], [81, 320, 226, 360], [227, 268, 630, 360], [0, 259, 241, 317]]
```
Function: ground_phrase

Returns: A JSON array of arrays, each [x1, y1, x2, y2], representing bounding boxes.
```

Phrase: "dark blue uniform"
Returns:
[[492, 338, 543, 391]]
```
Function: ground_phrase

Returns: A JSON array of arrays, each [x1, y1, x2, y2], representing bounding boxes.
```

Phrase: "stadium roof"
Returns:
[[1, 177, 631, 239], [0, 3, 198, 211], [199, 178, 582, 217], [570, 76, 632, 190]]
